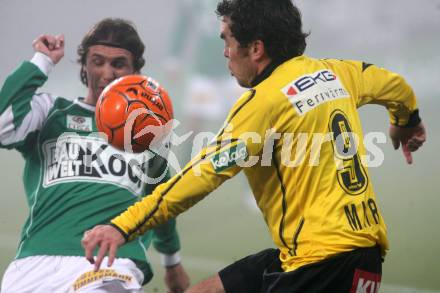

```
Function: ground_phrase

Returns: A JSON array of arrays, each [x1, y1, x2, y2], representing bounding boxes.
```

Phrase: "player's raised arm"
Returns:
[[350, 61, 426, 164], [0, 34, 64, 150]]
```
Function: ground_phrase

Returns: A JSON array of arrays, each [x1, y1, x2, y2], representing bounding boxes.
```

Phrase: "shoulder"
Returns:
[[53, 96, 74, 108], [43, 96, 76, 119]]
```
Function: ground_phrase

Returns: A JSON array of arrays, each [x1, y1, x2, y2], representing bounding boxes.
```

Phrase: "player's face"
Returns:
[[84, 45, 135, 104], [220, 18, 257, 88]]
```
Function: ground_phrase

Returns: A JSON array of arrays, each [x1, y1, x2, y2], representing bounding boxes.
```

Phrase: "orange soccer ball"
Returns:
[[96, 75, 173, 153]]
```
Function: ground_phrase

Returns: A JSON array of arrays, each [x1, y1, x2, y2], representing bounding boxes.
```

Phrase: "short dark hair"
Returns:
[[216, 0, 308, 63], [77, 18, 145, 86]]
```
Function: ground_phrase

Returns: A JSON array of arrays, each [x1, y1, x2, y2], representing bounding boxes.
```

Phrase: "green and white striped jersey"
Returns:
[[0, 53, 180, 283]]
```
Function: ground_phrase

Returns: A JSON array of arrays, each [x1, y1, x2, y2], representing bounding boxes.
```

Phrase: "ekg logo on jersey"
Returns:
[[281, 70, 349, 115], [283, 70, 337, 96]]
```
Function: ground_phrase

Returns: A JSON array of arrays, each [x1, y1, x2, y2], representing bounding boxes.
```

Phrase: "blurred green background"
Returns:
[[0, 0, 439, 292]]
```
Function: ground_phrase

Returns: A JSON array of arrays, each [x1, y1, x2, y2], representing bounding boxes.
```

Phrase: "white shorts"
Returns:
[[1, 256, 144, 293]]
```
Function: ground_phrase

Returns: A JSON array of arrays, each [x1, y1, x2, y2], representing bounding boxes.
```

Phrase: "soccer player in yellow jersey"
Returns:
[[82, 0, 427, 292]]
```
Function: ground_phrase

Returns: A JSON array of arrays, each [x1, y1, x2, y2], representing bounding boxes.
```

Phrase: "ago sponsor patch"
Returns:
[[210, 142, 247, 173]]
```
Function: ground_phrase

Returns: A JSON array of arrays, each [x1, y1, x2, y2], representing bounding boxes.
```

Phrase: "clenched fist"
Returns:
[[32, 34, 65, 64]]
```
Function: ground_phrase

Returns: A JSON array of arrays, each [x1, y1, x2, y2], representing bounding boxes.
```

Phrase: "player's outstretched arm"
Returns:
[[81, 224, 126, 271], [389, 122, 426, 164], [32, 34, 64, 64]]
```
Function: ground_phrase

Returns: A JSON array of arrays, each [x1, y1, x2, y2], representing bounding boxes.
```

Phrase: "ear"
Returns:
[[80, 65, 88, 86], [249, 40, 267, 62]]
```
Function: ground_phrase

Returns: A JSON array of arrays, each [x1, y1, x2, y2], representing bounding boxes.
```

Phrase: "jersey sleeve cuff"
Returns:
[[30, 52, 54, 76], [402, 109, 421, 128], [160, 251, 181, 267], [390, 109, 421, 128], [109, 223, 129, 241]]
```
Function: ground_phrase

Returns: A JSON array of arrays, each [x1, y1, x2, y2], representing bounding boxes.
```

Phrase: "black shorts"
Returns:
[[219, 246, 382, 293]]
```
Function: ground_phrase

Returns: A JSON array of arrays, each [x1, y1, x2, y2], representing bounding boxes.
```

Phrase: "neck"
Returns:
[[83, 90, 98, 106], [256, 59, 272, 76], [250, 58, 278, 87]]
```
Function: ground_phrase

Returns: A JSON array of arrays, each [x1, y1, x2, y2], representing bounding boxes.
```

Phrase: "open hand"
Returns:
[[81, 225, 126, 271], [389, 122, 426, 164]]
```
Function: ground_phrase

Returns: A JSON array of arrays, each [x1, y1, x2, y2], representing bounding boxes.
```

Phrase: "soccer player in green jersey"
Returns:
[[82, 2, 427, 292], [0, 18, 189, 293]]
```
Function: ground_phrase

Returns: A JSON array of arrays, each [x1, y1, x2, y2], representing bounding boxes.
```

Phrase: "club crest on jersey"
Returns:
[[211, 142, 247, 173], [67, 115, 93, 132], [281, 70, 349, 115]]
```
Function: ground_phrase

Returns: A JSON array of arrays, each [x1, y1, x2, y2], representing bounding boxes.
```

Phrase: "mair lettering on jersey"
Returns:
[[344, 198, 380, 231]]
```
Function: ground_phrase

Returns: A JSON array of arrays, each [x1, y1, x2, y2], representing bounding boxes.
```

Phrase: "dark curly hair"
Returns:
[[77, 18, 145, 86], [216, 0, 308, 63]]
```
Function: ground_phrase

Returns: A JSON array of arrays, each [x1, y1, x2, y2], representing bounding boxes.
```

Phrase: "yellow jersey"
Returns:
[[112, 55, 419, 272]]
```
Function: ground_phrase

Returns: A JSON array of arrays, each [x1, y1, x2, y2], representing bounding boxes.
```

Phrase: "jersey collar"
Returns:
[[250, 59, 284, 88], [250, 55, 304, 88], [74, 97, 96, 112]]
